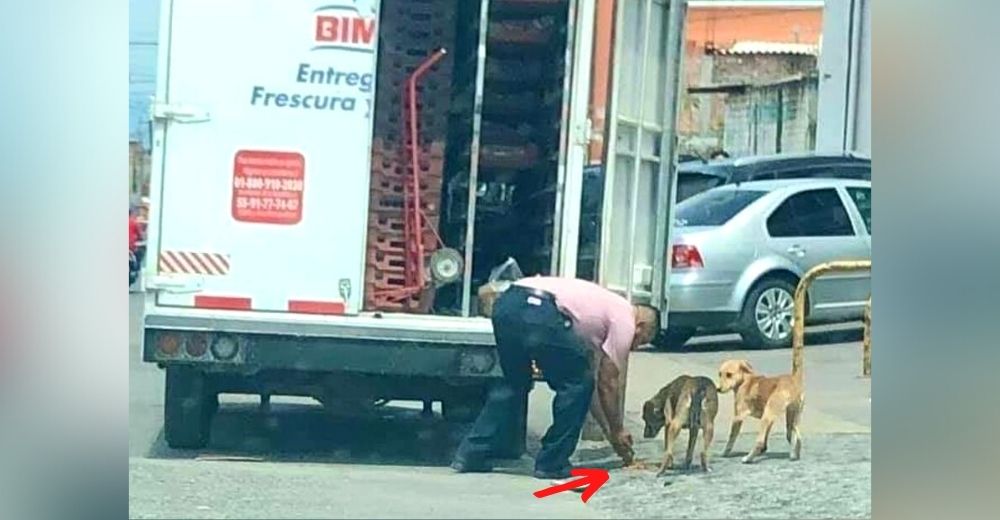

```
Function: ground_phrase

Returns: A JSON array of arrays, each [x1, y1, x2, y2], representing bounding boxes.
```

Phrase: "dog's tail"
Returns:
[[688, 384, 707, 433]]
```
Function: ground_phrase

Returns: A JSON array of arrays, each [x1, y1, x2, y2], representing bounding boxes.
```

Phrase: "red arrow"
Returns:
[[533, 468, 610, 503]]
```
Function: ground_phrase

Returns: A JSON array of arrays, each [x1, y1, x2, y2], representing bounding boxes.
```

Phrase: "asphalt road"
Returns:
[[129, 294, 870, 519]]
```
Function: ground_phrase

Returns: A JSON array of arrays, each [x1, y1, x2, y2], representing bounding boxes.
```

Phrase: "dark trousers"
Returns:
[[453, 286, 595, 473]]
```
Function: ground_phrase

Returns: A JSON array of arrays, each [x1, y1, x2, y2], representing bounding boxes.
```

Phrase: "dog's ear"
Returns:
[[739, 360, 754, 373]]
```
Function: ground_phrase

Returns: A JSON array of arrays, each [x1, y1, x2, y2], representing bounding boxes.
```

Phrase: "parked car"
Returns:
[[659, 178, 871, 349], [676, 152, 871, 203]]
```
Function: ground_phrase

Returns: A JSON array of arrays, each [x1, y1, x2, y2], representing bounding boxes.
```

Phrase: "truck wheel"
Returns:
[[164, 366, 214, 449], [442, 388, 487, 423]]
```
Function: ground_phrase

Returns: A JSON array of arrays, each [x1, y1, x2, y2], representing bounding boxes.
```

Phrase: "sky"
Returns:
[[129, 0, 161, 148]]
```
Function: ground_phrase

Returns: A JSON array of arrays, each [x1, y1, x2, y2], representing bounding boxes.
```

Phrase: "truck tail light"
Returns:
[[210, 335, 239, 361], [672, 244, 704, 269], [157, 334, 181, 357], [185, 334, 209, 358]]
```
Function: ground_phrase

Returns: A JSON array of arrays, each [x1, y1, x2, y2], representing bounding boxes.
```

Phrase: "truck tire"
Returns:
[[164, 366, 214, 449], [442, 387, 487, 423]]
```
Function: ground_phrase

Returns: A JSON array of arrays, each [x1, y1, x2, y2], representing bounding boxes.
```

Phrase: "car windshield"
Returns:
[[675, 188, 767, 227]]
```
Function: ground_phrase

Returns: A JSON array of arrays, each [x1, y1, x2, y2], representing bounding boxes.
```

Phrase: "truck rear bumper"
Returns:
[[143, 312, 500, 380]]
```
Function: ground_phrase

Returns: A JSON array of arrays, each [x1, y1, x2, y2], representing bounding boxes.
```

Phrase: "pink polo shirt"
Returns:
[[514, 276, 636, 370]]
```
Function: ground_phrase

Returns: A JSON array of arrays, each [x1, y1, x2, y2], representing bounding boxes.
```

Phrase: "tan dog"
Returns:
[[716, 359, 804, 463], [642, 375, 719, 474]]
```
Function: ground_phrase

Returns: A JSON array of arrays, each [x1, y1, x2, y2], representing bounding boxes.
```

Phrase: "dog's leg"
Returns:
[[787, 401, 804, 460], [684, 426, 698, 470], [722, 413, 746, 457], [743, 410, 777, 464], [658, 420, 682, 476], [701, 418, 714, 471]]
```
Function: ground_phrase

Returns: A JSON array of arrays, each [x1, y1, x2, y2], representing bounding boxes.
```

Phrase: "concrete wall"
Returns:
[[722, 76, 818, 156]]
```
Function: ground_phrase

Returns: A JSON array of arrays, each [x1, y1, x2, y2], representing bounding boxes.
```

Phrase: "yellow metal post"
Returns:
[[863, 296, 872, 377], [792, 260, 872, 377]]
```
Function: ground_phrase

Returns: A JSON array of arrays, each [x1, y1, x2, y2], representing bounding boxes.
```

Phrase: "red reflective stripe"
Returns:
[[288, 300, 346, 315], [194, 296, 252, 310]]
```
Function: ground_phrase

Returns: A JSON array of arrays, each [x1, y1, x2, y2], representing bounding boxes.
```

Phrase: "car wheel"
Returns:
[[652, 327, 696, 351], [738, 278, 796, 349], [164, 366, 214, 449]]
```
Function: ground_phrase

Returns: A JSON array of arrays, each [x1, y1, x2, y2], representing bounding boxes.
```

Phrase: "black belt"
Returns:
[[508, 284, 557, 303]]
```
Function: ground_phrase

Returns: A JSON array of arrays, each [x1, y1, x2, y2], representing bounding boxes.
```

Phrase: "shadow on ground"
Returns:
[[147, 402, 478, 465], [145, 401, 557, 474]]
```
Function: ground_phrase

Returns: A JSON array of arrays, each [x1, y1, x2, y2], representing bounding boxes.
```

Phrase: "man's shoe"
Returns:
[[533, 467, 573, 480], [451, 459, 493, 473]]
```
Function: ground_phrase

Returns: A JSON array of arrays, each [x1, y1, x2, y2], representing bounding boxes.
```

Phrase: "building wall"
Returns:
[[679, 51, 816, 156], [713, 52, 817, 83], [722, 77, 818, 156], [587, 2, 825, 162], [687, 6, 823, 49]]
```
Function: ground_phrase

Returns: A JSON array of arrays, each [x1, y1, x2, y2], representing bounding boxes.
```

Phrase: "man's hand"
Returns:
[[616, 430, 633, 447], [611, 429, 635, 464]]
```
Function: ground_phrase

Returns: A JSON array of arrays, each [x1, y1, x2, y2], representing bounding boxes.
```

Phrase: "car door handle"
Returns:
[[787, 245, 806, 257]]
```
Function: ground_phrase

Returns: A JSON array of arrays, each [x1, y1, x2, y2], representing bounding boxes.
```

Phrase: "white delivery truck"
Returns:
[[143, 0, 687, 452]]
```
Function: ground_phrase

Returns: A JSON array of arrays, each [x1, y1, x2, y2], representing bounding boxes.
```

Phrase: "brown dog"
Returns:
[[642, 375, 719, 475], [716, 359, 804, 463]]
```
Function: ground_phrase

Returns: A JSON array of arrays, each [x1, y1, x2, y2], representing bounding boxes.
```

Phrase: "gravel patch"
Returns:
[[584, 433, 871, 519]]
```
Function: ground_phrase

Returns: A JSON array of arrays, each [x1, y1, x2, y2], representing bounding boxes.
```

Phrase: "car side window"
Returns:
[[846, 187, 872, 234], [767, 188, 856, 237]]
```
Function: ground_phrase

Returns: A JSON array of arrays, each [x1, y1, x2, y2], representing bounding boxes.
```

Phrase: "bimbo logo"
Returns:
[[313, 2, 377, 52]]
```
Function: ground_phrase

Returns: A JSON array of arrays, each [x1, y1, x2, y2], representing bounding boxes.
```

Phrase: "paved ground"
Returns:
[[129, 294, 870, 518]]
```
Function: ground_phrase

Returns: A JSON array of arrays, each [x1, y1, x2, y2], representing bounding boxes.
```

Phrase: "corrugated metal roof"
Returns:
[[717, 41, 819, 55]]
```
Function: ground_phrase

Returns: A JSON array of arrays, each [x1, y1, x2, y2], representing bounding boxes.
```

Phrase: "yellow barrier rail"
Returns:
[[792, 260, 872, 377], [863, 296, 872, 377]]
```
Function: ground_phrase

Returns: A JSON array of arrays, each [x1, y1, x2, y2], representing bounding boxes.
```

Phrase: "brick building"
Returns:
[[586, 0, 824, 162]]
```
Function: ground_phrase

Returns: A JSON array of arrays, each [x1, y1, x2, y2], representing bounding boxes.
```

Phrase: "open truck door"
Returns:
[[597, 0, 686, 320]]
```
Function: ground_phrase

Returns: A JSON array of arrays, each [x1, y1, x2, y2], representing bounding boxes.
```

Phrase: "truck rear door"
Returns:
[[598, 0, 686, 310], [149, 0, 380, 315]]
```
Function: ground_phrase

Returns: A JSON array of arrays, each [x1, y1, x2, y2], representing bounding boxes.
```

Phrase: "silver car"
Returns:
[[660, 178, 871, 349]]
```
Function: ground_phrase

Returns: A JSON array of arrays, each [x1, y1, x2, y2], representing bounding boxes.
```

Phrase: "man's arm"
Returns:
[[593, 353, 634, 463], [588, 359, 612, 438]]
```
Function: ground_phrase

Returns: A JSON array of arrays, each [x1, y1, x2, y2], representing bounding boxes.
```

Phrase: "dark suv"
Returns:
[[676, 152, 871, 202]]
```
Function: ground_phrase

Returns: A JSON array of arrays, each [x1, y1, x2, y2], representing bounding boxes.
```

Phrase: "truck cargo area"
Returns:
[[364, 0, 572, 316]]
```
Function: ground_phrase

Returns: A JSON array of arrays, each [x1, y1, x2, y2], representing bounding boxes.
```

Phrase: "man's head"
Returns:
[[641, 399, 666, 438], [631, 304, 660, 350], [710, 149, 730, 161], [717, 359, 754, 393]]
